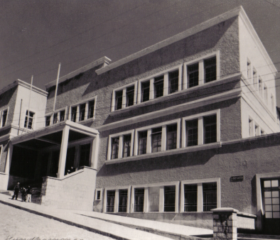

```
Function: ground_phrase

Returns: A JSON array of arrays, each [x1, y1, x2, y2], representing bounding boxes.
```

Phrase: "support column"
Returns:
[[90, 135, 99, 169], [118, 136, 123, 159], [149, 79, 154, 100], [144, 187, 149, 213], [122, 88, 126, 109], [114, 190, 119, 213], [197, 183, 203, 212], [159, 187, 164, 213], [5, 144, 13, 175], [212, 208, 238, 240], [161, 126, 166, 151], [57, 126, 70, 178], [147, 129, 152, 154], [198, 117, 204, 145], [199, 60, 204, 85], [164, 73, 169, 96]]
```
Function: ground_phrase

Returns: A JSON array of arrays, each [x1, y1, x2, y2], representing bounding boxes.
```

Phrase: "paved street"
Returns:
[[0, 202, 114, 240]]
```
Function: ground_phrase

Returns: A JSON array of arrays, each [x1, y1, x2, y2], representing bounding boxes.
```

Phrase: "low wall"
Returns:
[[41, 167, 97, 211], [0, 172, 8, 190]]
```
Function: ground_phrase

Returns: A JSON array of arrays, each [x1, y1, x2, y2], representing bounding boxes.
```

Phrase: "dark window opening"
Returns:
[[184, 184, 197, 212], [71, 106, 77, 122], [164, 186, 176, 212], [154, 75, 164, 98], [126, 86, 134, 107], [115, 90, 123, 110], [203, 182, 217, 211], [96, 190, 101, 200], [186, 119, 198, 146], [79, 103, 86, 121], [188, 63, 199, 88], [134, 188, 144, 212], [152, 127, 162, 153], [24, 110, 34, 129], [141, 81, 150, 102], [107, 190, 115, 212], [111, 137, 119, 159], [138, 131, 147, 155], [169, 70, 179, 94], [53, 113, 58, 124], [204, 57, 216, 83], [2, 109, 7, 127], [60, 110, 65, 122], [166, 124, 177, 150], [88, 100, 95, 119], [119, 189, 128, 212], [45, 116, 51, 126], [204, 115, 217, 144], [80, 143, 90, 167], [123, 135, 131, 158]]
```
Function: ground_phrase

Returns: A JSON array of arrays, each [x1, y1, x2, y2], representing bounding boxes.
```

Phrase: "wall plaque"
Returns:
[[230, 175, 244, 182]]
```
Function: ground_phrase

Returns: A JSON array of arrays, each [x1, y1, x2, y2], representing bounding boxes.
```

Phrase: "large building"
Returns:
[[0, 6, 280, 234]]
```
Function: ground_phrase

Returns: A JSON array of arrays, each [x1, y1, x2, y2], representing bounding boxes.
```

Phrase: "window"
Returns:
[[184, 184, 197, 212], [126, 86, 134, 107], [71, 106, 77, 122], [88, 100, 95, 119], [45, 116, 51, 126], [106, 190, 115, 213], [115, 90, 123, 110], [188, 63, 199, 88], [151, 127, 162, 153], [138, 131, 147, 155], [60, 110, 65, 121], [186, 119, 198, 147], [164, 186, 176, 212], [169, 70, 179, 94], [53, 113, 58, 124], [45, 109, 66, 127], [166, 124, 177, 150], [204, 57, 216, 83], [111, 137, 119, 159], [134, 188, 144, 212], [203, 182, 217, 211], [1, 109, 7, 127], [123, 135, 131, 157], [203, 115, 217, 144], [118, 189, 128, 212], [96, 190, 101, 200], [79, 103, 86, 121], [141, 81, 150, 102], [249, 118, 254, 137], [247, 60, 251, 80], [154, 75, 164, 98], [262, 179, 280, 219], [24, 110, 35, 129]]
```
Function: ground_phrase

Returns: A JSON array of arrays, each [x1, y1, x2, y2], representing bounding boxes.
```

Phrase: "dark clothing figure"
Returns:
[[21, 187, 26, 202], [12, 182, 20, 200]]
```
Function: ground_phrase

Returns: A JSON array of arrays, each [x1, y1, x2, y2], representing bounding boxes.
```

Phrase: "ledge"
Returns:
[[105, 142, 221, 165]]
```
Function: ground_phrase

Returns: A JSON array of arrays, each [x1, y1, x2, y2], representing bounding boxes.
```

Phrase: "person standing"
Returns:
[[21, 187, 26, 202], [26, 186, 32, 202], [12, 182, 20, 200]]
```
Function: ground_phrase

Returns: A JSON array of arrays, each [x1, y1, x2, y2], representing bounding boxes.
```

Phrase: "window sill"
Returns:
[[105, 142, 221, 165], [110, 73, 241, 116]]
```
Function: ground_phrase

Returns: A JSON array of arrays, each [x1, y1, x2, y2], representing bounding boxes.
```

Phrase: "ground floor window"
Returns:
[[134, 188, 144, 212], [106, 190, 115, 213], [203, 182, 217, 211], [263, 179, 280, 219], [184, 184, 197, 212], [164, 186, 175, 212], [118, 189, 128, 212]]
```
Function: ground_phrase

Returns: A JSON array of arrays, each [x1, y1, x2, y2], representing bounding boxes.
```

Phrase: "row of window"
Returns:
[[112, 55, 218, 111], [247, 59, 274, 112], [97, 180, 218, 213], [248, 118, 265, 137], [108, 111, 219, 160], [45, 98, 95, 127]]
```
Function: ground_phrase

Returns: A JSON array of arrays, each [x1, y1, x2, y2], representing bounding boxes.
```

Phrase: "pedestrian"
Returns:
[[21, 187, 26, 202], [12, 182, 20, 200], [26, 186, 32, 202]]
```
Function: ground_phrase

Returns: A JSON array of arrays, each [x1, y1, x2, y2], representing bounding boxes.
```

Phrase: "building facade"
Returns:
[[0, 6, 280, 234]]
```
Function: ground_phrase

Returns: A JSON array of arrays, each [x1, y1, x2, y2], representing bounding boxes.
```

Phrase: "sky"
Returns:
[[1, 0, 280, 104]]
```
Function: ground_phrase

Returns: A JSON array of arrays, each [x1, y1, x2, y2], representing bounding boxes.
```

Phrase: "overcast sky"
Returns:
[[1, 0, 280, 104]]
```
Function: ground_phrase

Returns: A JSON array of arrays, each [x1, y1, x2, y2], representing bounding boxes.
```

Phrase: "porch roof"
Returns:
[[10, 120, 98, 148]]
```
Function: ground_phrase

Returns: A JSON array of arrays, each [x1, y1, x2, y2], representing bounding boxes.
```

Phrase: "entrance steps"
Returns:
[[238, 234, 280, 240]]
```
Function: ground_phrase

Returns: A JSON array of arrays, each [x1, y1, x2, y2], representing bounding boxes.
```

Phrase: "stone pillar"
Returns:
[[212, 208, 238, 240], [5, 144, 13, 175], [57, 126, 70, 178], [90, 135, 99, 169]]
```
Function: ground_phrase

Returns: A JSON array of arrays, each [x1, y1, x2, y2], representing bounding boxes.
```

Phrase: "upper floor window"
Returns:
[[141, 81, 150, 102], [204, 115, 217, 144], [112, 83, 137, 111], [1, 109, 8, 127], [154, 75, 164, 98], [46, 108, 66, 127], [188, 63, 199, 88], [151, 127, 162, 153], [204, 57, 216, 83], [70, 98, 96, 123], [24, 110, 35, 129], [169, 70, 179, 94], [115, 90, 123, 110], [166, 124, 177, 150], [126, 86, 134, 107], [138, 131, 147, 155]]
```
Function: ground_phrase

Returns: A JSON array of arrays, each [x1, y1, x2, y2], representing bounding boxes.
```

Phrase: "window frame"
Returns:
[[45, 106, 67, 127], [134, 119, 181, 156], [183, 51, 220, 89], [0, 108, 9, 128], [180, 178, 221, 213], [107, 130, 134, 160], [182, 110, 220, 147], [24, 109, 36, 130], [95, 188, 103, 201]]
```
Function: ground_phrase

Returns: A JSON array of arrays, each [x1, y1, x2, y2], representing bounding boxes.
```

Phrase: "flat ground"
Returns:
[[0, 202, 113, 240]]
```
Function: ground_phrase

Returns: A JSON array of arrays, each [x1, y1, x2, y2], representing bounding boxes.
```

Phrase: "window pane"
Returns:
[[273, 212, 280, 218], [123, 135, 131, 157], [152, 127, 162, 153], [164, 186, 175, 212], [154, 75, 164, 98], [188, 63, 199, 88], [45, 116, 51, 126], [265, 198, 272, 204], [264, 180, 271, 188], [272, 191, 279, 197], [141, 81, 150, 102], [203, 182, 217, 211], [204, 115, 217, 144], [2, 110, 7, 127], [184, 184, 197, 212], [166, 124, 177, 150], [138, 131, 147, 155], [111, 137, 119, 159], [53, 113, 58, 124], [107, 190, 115, 212], [119, 189, 128, 212], [266, 212, 273, 218], [169, 70, 179, 94], [115, 90, 123, 110], [186, 119, 198, 146], [272, 198, 279, 204], [265, 192, 272, 198], [71, 106, 77, 122], [134, 188, 144, 212], [273, 205, 279, 211], [79, 103, 86, 121], [24, 110, 34, 129], [60, 110, 65, 121], [272, 180, 279, 187], [126, 86, 134, 107], [265, 205, 272, 211], [204, 57, 216, 83], [88, 100, 95, 119], [97, 191, 101, 200]]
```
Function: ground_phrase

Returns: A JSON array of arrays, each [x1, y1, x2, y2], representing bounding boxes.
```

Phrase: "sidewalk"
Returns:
[[0, 193, 212, 240]]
